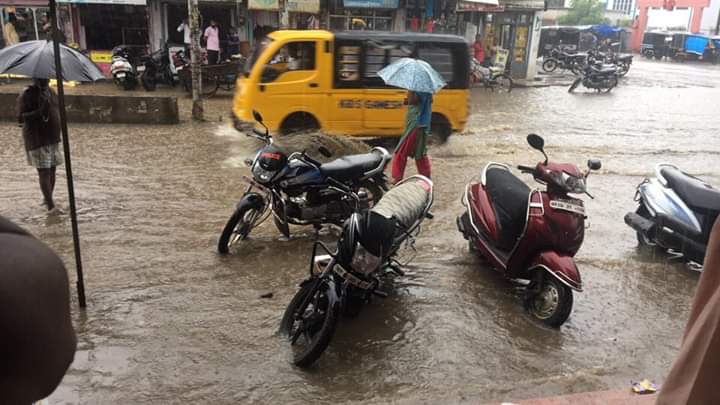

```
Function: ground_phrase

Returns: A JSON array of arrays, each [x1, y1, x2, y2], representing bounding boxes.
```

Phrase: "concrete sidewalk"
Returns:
[[487, 389, 657, 405]]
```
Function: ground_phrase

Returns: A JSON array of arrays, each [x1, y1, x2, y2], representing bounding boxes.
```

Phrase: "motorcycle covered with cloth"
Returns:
[[279, 175, 434, 367]]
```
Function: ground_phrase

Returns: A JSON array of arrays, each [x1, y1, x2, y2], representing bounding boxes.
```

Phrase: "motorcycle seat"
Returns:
[[592, 65, 617, 74], [320, 150, 386, 181], [617, 54, 633, 62], [485, 167, 531, 251], [661, 167, 720, 211], [372, 177, 431, 229]]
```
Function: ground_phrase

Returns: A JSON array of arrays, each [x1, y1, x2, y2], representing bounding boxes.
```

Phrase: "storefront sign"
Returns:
[[342, 0, 399, 8], [456, 2, 504, 12], [286, 0, 320, 13], [248, 0, 279, 11], [57, 0, 146, 4]]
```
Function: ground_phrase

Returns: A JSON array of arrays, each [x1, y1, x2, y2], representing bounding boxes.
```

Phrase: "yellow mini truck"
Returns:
[[233, 30, 470, 141]]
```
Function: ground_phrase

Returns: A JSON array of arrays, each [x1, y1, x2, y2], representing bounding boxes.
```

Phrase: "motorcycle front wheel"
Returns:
[[279, 279, 339, 368], [542, 58, 558, 73], [217, 204, 263, 254], [526, 275, 573, 327]]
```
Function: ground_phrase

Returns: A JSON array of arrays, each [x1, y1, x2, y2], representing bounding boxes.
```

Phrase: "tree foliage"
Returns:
[[558, 0, 610, 25]]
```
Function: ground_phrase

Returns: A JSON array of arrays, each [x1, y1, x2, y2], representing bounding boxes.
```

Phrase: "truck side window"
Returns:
[[262, 41, 316, 83]]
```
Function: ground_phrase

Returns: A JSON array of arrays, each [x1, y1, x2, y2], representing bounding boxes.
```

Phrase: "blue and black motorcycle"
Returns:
[[218, 111, 391, 254]]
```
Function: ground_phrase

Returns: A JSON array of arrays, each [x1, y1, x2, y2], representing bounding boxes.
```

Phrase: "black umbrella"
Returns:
[[0, 0, 98, 308], [0, 40, 104, 82]]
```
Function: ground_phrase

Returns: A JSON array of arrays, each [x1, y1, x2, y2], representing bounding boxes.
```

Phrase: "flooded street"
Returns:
[[1, 58, 719, 403]]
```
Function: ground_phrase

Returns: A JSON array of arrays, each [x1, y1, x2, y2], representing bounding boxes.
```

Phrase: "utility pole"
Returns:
[[188, 0, 203, 120]]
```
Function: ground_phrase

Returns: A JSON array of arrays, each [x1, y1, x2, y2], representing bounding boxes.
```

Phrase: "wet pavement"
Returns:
[[1, 58, 719, 404]]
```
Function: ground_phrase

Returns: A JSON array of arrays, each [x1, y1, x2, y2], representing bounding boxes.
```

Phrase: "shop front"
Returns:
[[1, 0, 76, 46], [286, 0, 321, 29], [456, 0, 543, 79], [327, 0, 397, 31]]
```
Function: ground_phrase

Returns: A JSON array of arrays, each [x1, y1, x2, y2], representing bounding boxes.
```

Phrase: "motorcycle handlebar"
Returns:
[[517, 165, 536, 173]]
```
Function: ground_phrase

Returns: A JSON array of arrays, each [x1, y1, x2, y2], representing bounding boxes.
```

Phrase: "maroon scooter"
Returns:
[[457, 134, 601, 327]]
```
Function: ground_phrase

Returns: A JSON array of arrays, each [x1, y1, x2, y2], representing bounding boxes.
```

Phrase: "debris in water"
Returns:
[[259, 292, 274, 299], [631, 379, 657, 394]]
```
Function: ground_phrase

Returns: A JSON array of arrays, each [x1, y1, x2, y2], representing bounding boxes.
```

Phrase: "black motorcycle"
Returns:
[[625, 164, 720, 266], [141, 43, 178, 91], [217, 111, 391, 254], [568, 63, 619, 93], [279, 175, 434, 367], [542, 48, 586, 75]]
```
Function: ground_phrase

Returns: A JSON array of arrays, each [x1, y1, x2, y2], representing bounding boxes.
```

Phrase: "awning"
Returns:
[[463, 0, 499, 6], [456, 0, 504, 11]]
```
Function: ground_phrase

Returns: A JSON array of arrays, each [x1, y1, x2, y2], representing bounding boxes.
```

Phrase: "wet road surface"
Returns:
[[1, 58, 719, 403]]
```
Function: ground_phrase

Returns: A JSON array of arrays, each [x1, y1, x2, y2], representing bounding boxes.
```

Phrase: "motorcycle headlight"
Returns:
[[350, 242, 382, 275], [552, 172, 586, 194], [251, 162, 277, 183]]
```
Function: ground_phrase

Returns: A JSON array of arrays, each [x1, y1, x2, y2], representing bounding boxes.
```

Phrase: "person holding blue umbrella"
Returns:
[[377, 57, 445, 183]]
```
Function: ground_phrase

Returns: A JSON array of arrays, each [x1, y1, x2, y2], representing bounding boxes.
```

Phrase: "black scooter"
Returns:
[[625, 164, 720, 266]]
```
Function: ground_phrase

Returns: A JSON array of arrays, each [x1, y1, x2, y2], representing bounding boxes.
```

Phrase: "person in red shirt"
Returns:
[[473, 35, 485, 64]]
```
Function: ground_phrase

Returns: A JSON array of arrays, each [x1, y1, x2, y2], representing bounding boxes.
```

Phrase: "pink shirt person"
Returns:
[[204, 25, 219, 51]]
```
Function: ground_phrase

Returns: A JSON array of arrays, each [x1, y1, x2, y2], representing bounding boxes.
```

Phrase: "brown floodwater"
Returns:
[[0, 59, 719, 404]]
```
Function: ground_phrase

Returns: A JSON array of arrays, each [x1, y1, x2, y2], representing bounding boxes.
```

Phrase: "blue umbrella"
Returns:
[[377, 58, 446, 94]]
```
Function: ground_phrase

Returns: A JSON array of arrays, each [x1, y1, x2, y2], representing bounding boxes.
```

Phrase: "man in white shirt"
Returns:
[[177, 19, 191, 53]]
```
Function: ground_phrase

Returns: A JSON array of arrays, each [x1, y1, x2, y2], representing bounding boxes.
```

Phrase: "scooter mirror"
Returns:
[[527, 134, 545, 152], [252, 110, 264, 123], [587, 159, 602, 170]]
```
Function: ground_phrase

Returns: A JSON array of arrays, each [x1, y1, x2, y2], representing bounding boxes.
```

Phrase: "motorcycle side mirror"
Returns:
[[527, 133, 548, 164], [587, 159, 602, 171], [318, 146, 332, 158], [252, 110, 264, 123]]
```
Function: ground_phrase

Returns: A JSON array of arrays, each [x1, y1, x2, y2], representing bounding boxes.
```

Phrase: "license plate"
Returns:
[[136, 66, 146, 72], [116, 73, 126, 78], [550, 200, 585, 215]]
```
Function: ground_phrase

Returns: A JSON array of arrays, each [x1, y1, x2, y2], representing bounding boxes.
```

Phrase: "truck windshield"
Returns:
[[244, 38, 272, 77]]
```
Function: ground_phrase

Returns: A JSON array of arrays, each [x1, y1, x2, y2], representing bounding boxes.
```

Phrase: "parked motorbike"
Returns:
[[110, 46, 141, 90], [279, 175, 434, 367], [140, 43, 178, 91], [471, 58, 512, 92], [218, 111, 391, 254], [624, 164, 720, 265], [542, 48, 586, 75], [457, 134, 601, 327], [589, 48, 632, 77], [568, 63, 619, 93]]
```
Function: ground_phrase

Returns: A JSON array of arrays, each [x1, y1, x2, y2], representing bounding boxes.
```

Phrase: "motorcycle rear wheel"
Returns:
[[122, 79, 137, 91], [279, 279, 339, 368], [141, 73, 157, 91], [495, 74, 513, 93], [526, 275, 573, 327], [217, 205, 262, 254], [542, 58, 558, 73]]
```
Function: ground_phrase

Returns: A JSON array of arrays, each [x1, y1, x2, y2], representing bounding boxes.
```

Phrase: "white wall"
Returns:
[[647, 7, 692, 30], [701, 0, 719, 34]]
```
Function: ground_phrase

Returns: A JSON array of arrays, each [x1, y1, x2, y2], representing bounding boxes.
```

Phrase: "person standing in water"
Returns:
[[391, 90, 432, 183], [16, 78, 63, 213]]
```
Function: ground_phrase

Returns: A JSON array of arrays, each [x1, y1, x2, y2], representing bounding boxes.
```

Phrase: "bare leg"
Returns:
[[49, 166, 56, 194], [37, 168, 55, 210]]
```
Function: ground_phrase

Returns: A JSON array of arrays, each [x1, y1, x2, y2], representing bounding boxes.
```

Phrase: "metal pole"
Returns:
[[189, 0, 204, 120], [49, 0, 87, 308]]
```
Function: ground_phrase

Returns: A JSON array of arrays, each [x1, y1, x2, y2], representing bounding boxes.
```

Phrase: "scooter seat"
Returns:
[[320, 151, 385, 181], [661, 167, 720, 211], [486, 168, 531, 251]]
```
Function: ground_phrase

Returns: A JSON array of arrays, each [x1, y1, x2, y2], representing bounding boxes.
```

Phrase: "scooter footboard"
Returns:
[[529, 251, 582, 292]]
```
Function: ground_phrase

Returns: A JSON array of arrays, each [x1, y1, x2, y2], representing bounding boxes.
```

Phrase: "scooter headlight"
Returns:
[[350, 242, 382, 275], [552, 172, 586, 194]]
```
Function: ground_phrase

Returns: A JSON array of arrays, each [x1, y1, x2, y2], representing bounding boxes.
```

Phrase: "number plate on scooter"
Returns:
[[116, 73, 126, 78], [549, 200, 585, 215]]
